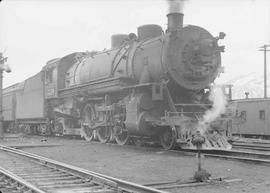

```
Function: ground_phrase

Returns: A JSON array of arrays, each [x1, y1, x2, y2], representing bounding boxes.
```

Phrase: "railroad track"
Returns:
[[0, 145, 166, 193], [92, 141, 270, 165], [0, 166, 47, 193], [89, 140, 270, 165], [232, 142, 270, 152], [85, 140, 270, 165], [171, 148, 270, 165], [127, 141, 270, 165], [2, 137, 267, 193]]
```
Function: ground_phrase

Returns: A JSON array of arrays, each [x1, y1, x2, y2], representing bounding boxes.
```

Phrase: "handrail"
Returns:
[[175, 103, 212, 106]]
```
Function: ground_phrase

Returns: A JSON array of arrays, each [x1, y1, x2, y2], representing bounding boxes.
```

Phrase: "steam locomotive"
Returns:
[[3, 12, 231, 150]]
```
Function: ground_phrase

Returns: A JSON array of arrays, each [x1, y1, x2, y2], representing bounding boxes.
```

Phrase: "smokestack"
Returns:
[[167, 12, 183, 32], [167, 0, 185, 32], [244, 92, 249, 99]]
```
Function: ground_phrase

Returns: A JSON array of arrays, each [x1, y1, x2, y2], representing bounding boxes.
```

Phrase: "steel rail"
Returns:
[[233, 145, 270, 152], [202, 153, 270, 164], [0, 145, 168, 193], [231, 140, 270, 145], [84, 140, 270, 165], [170, 149, 270, 165], [0, 165, 46, 193], [0, 145, 117, 188], [232, 143, 270, 151], [92, 140, 270, 165], [205, 149, 270, 160]]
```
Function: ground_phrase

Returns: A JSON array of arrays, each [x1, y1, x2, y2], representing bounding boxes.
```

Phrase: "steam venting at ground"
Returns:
[[204, 86, 227, 123], [167, 0, 186, 13], [198, 86, 227, 134]]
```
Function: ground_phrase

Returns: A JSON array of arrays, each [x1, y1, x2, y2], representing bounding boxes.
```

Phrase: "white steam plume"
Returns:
[[167, 0, 186, 13], [203, 86, 227, 124], [198, 86, 227, 135]]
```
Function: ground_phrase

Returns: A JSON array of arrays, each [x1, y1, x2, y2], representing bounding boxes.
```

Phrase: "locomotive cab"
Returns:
[[43, 58, 59, 99]]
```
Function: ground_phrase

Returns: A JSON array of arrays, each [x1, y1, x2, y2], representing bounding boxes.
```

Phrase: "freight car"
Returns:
[[3, 12, 231, 150], [229, 98, 270, 139], [3, 72, 49, 134], [3, 83, 18, 132]]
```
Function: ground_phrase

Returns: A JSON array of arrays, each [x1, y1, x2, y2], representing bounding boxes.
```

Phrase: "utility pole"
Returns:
[[0, 53, 11, 140], [259, 45, 270, 98]]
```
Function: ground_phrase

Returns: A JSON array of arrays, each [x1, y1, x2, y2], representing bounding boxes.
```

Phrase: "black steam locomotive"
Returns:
[[3, 12, 230, 150]]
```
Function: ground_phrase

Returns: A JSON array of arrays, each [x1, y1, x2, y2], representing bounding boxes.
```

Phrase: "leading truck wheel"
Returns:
[[96, 127, 112, 143], [113, 125, 129, 145], [81, 104, 95, 142], [159, 127, 177, 150]]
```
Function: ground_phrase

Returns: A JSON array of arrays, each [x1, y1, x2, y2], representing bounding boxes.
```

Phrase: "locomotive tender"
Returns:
[[3, 12, 230, 149]]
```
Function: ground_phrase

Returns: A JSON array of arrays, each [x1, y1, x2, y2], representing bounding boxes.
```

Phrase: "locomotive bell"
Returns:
[[111, 34, 128, 48]]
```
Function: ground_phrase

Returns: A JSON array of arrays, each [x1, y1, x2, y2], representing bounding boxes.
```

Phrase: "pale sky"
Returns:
[[0, 0, 269, 87]]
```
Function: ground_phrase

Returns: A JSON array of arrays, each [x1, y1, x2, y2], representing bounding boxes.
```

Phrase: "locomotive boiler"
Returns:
[[67, 15, 221, 91], [3, 10, 230, 150]]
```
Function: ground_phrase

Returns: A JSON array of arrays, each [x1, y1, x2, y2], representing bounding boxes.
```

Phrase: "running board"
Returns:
[[63, 127, 82, 135]]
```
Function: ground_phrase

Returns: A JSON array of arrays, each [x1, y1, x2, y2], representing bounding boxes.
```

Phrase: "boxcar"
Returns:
[[230, 98, 270, 138], [3, 83, 18, 131]]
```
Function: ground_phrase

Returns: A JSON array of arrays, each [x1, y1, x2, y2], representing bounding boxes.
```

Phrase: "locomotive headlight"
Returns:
[[217, 46, 225, 53]]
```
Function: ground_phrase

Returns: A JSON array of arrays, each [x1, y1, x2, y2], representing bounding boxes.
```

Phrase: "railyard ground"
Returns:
[[1, 134, 270, 193]]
